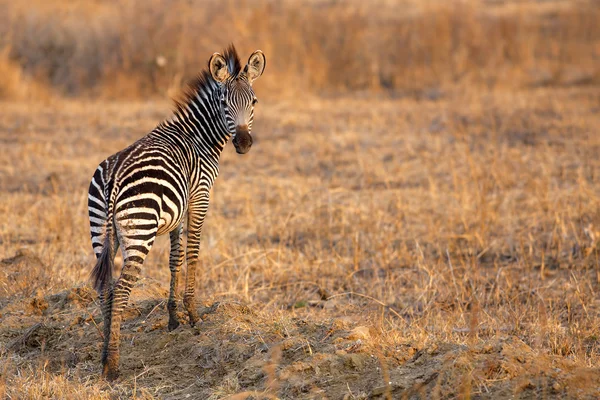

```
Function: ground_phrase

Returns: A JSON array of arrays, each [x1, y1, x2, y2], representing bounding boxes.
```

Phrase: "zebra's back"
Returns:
[[88, 133, 193, 259]]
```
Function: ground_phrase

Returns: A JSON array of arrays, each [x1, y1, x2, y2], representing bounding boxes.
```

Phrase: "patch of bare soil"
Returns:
[[1, 250, 598, 399]]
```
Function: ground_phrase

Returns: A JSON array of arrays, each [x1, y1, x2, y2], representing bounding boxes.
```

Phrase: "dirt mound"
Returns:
[[384, 338, 600, 399], [0, 237, 597, 400], [0, 248, 598, 400], [0, 280, 598, 399]]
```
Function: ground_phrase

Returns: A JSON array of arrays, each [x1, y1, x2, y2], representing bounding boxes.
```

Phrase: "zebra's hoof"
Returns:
[[102, 364, 120, 382], [188, 314, 200, 327], [168, 318, 180, 331]]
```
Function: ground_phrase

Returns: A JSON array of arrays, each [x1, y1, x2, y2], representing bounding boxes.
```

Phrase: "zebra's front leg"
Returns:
[[168, 223, 185, 331], [184, 197, 209, 326]]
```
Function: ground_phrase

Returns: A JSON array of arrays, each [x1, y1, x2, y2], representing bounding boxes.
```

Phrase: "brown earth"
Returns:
[[2, 251, 599, 399]]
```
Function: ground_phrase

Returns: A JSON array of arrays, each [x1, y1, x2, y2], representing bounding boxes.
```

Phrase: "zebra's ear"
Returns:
[[244, 50, 266, 84], [209, 53, 230, 83]]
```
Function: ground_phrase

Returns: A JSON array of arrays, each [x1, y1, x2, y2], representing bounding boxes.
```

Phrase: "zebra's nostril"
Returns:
[[232, 129, 252, 154]]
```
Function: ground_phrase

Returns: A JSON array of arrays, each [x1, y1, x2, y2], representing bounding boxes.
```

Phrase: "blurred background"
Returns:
[[1, 0, 599, 101]]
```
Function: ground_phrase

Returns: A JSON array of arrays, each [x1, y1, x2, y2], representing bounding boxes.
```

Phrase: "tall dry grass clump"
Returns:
[[0, 0, 598, 99], [0, 47, 51, 101]]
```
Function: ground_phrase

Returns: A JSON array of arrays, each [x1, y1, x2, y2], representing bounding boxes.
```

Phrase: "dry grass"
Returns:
[[0, 0, 599, 99], [1, 0, 600, 399], [1, 83, 599, 398]]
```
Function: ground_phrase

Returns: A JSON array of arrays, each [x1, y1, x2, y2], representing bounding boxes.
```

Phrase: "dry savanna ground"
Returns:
[[1, 0, 600, 398], [0, 84, 599, 399]]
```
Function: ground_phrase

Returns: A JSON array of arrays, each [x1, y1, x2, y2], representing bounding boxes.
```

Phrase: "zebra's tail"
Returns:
[[91, 197, 115, 293], [91, 238, 113, 293]]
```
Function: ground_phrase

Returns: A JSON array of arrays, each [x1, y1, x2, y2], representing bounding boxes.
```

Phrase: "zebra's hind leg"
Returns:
[[167, 222, 184, 331], [100, 284, 114, 370], [96, 237, 119, 369], [102, 226, 157, 381]]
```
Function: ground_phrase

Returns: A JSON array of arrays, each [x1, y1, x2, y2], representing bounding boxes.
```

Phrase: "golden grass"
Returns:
[[1, 82, 599, 398], [0, 0, 599, 99]]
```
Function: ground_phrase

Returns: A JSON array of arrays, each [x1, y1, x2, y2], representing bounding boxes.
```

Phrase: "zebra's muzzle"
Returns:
[[233, 125, 252, 154]]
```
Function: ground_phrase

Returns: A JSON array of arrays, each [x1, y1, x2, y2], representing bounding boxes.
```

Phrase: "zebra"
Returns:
[[87, 45, 266, 380]]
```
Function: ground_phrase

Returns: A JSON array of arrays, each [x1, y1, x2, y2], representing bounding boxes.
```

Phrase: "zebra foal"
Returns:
[[87, 45, 266, 380]]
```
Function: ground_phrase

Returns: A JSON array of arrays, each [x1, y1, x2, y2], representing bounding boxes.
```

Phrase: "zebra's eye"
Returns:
[[252, 98, 258, 105]]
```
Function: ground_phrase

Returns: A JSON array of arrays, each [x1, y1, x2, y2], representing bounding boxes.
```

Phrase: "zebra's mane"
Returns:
[[173, 44, 242, 115]]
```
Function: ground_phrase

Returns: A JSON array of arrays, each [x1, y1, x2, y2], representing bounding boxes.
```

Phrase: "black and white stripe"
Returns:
[[88, 45, 266, 380]]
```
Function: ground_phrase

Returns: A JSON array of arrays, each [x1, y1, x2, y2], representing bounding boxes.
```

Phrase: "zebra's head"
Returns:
[[209, 49, 266, 154]]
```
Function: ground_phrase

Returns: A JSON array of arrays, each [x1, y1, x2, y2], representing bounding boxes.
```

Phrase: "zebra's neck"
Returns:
[[163, 85, 231, 161]]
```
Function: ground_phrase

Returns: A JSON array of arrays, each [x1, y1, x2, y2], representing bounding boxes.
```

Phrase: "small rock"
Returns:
[[552, 382, 561, 392]]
